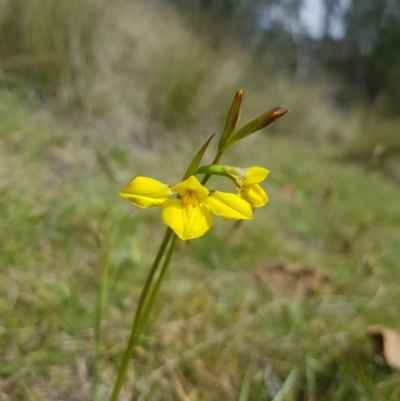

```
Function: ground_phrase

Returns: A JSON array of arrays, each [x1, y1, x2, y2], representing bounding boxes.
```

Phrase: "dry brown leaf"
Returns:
[[51, 146, 75, 165], [367, 325, 400, 370], [254, 261, 333, 298], [281, 184, 296, 203]]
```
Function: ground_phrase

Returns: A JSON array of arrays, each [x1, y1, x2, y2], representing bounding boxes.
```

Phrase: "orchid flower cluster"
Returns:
[[119, 166, 269, 241], [109, 90, 288, 400]]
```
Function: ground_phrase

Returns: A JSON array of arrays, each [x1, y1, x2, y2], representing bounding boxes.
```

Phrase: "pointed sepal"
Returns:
[[218, 90, 243, 152], [182, 134, 215, 181]]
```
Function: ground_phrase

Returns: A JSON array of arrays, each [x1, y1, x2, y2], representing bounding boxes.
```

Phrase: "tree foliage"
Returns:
[[164, 0, 400, 114]]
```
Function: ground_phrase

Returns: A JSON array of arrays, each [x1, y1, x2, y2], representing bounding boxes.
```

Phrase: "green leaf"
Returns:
[[272, 366, 298, 401], [218, 90, 243, 151], [182, 134, 215, 180], [238, 352, 255, 401]]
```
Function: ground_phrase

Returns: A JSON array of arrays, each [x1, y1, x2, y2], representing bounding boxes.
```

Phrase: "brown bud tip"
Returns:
[[271, 108, 290, 118], [236, 89, 244, 103], [260, 107, 289, 129]]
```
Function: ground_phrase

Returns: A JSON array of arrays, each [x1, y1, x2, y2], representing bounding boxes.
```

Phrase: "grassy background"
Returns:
[[1, 1, 400, 400]]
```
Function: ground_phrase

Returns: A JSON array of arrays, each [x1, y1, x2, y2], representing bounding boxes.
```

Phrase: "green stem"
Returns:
[[134, 234, 178, 338], [201, 153, 223, 185], [109, 227, 173, 401]]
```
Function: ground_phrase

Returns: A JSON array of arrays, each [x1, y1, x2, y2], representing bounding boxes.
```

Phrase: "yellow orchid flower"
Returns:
[[226, 167, 269, 208], [119, 175, 253, 241]]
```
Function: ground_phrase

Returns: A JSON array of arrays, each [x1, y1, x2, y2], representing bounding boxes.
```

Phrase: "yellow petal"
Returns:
[[242, 167, 269, 185], [239, 184, 268, 208], [171, 175, 209, 198], [206, 192, 253, 220], [119, 176, 171, 208], [161, 199, 213, 240]]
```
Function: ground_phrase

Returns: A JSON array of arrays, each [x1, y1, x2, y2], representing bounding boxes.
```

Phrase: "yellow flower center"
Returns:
[[181, 189, 208, 216], [182, 189, 199, 206]]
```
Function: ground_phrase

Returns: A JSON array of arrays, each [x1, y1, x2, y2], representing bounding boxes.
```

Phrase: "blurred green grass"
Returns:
[[1, 1, 400, 400], [2, 0, 400, 158], [1, 88, 400, 400]]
